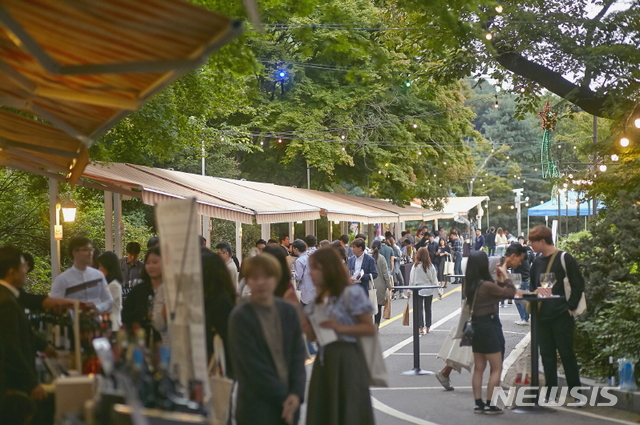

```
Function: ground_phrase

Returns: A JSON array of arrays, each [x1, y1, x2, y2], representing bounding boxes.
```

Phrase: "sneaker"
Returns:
[[515, 320, 530, 326], [436, 371, 454, 391], [485, 406, 504, 415], [474, 406, 486, 414]]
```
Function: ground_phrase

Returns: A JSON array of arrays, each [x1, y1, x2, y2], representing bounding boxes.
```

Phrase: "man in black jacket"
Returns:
[[0, 246, 47, 418], [485, 227, 496, 256], [528, 226, 584, 400]]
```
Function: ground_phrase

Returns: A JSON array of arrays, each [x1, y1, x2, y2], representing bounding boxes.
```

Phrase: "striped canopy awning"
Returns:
[[0, 0, 241, 183]]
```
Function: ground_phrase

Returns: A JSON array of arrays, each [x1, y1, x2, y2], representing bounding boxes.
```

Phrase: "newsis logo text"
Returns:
[[491, 386, 618, 408]]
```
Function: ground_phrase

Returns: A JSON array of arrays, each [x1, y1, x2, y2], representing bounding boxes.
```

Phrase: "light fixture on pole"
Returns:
[[61, 199, 77, 223]]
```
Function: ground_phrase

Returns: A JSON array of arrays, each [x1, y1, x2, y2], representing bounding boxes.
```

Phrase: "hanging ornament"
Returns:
[[538, 102, 559, 179]]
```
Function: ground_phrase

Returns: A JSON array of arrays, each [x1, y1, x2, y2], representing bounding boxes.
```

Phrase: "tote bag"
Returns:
[[368, 274, 378, 315], [561, 252, 587, 316], [208, 335, 234, 425], [437, 326, 473, 373], [444, 258, 455, 275]]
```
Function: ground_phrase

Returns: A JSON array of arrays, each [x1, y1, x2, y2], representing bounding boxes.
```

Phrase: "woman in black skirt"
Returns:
[[302, 248, 376, 425], [465, 251, 516, 414]]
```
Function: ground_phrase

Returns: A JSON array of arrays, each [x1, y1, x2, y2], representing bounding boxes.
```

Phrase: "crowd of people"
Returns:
[[0, 222, 586, 423]]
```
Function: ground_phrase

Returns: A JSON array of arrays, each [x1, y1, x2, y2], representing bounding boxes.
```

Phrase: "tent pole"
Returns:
[[105, 191, 113, 252]]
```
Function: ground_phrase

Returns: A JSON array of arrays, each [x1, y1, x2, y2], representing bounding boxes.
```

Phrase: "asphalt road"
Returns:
[[301, 283, 638, 425]]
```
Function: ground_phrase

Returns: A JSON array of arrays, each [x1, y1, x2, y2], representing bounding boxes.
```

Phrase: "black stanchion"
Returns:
[[392, 285, 440, 376]]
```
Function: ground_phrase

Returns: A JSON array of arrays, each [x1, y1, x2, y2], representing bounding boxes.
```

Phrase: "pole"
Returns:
[[306, 160, 311, 190], [49, 178, 60, 280], [557, 191, 561, 237], [201, 140, 206, 176], [565, 192, 569, 235], [114, 193, 123, 257], [516, 195, 522, 237], [235, 221, 242, 265], [105, 191, 113, 252]]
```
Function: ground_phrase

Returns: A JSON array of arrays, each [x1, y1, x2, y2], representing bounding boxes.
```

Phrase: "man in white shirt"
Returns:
[[50, 236, 113, 313], [216, 242, 239, 291]]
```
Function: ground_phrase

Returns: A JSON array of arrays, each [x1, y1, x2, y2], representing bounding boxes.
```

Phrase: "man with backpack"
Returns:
[[528, 225, 585, 402]]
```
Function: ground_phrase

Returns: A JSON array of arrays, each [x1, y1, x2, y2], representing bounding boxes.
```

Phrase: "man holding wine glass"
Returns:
[[528, 226, 585, 403]]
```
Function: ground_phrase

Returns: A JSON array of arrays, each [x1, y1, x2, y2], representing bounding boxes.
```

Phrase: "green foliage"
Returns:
[[557, 187, 640, 378]]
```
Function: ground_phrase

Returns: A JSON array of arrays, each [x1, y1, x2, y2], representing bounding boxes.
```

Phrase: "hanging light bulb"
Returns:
[[611, 154, 619, 161], [497, 205, 502, 209], [340, 134, 346, 140], [510, 205, 515, 209], [620, 137, 630, 147], [278, 138, 282, 143], [493, 95, 499, 108], [568, 174, 573, 179], [342, 147, 346, 151], [412, 123, 418, 129], [599, 164, 607, 172], [495, 5, 503, 13], [418, 151, 422, 155], [635, 118, 640, 129], [486, 32, 493, 40], [520, 87, 525, 93], [260, 141, 264, 146], [221, 137, 225, 142]]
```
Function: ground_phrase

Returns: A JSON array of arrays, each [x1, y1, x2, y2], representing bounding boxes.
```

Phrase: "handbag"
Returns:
[[402, 301, 410, 326], [459, 282, 481, 347], [207, 335, 234, 425], [344, 287, 389, 387], [561, 252, 587, 316], [382, 289, 391, 320]]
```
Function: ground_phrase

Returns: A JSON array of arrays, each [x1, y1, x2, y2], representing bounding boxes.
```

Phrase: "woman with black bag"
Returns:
[[465, 251, 517, 414]]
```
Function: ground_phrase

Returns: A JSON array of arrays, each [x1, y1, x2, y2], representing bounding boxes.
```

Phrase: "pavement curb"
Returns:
[[502, 338, 640, 414]]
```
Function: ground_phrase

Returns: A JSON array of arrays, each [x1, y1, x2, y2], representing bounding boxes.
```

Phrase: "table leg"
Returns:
[[512, 301, 555, 413], [401, 291, 433, 376]]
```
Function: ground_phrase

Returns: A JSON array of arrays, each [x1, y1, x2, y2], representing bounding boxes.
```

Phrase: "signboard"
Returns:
[[155, 198, 209, 401], [54, 224, 63, 240]]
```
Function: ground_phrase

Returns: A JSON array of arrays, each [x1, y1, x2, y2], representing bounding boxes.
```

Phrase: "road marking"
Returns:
[[372, 397, 440, 425], [371, 386, 472, 391], [387, 353, 439, 356], [501, 332, 530, 381], [379, 287, 461, 329]]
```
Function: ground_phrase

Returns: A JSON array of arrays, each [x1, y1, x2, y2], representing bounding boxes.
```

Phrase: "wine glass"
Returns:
[[539, 273, 555, 297]]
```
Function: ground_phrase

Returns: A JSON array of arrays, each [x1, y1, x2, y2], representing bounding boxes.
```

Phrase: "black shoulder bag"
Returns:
[[460, 282, 481, 347]]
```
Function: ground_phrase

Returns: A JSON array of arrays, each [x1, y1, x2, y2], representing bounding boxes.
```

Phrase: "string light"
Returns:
[[340, 134, 346, 140], [611, 154, 619, 161], [635, 118, 640, 129], [412, 123, 418, 128], [260, 141, 264, 146], [486, 33, 493, 40], [495, 5, 503, 13], [599, 164, 607, 172], [418, 151, 422, 155], [493, 95, 499, 108], [620, 137, 630, 147], [278, 138, 282, 143], [497, 205, 502, 209]]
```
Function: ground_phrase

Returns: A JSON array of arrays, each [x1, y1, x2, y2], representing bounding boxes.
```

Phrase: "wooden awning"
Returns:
[[0, 0, 241, 184]]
